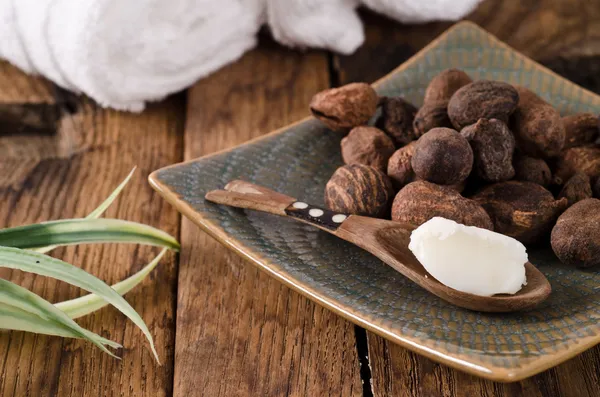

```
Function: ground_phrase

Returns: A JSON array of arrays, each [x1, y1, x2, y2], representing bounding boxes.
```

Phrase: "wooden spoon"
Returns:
[[205, 180, 551, 312]]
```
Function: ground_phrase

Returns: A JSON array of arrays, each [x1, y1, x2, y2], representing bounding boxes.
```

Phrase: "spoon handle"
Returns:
[[205, 180, 350, 232]]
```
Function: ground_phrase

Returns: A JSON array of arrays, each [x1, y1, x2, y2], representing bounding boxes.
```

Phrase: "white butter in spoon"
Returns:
[[408, 217, 527, 297]]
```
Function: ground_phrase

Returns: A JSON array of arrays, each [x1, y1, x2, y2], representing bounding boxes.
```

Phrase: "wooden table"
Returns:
[[1, 1, 600, 396]]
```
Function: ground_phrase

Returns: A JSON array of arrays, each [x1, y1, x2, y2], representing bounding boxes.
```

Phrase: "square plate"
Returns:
[[149, 22, 600, 382]]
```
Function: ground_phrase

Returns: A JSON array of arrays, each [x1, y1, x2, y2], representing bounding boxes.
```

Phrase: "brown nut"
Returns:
[[376, 97, 417, 146], [460, 119, 515, 182], [387, 141, 417, 189], [512, 153, 552, 187], [553, 146, 600, 185], [447, 80, 519, 130], [551, 198, 600, 268], [446, 179, 467, 193], [411, 127, 473, 185], [511, 86, 565, 158], [391, 180, 493, 229], [562, 113, 599, 149], [473, 181, 568, 245], [558, 172, 592, 207], [310, 83, 378, 131], [413, 176, 466, 193], [324, 164, 394, 218], [413, 100, 453, 137], [424, 69, 473, 103], [341, 126, 396, 171]]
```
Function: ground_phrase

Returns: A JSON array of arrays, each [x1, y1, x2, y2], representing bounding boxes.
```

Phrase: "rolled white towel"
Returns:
[[0, 0, 482, 111], [46, 0, 264, 111], [0, 0, 34, 73], [14, 0, 78, 90], [267, 0, 364, 55], [362, 0, 483, 23]]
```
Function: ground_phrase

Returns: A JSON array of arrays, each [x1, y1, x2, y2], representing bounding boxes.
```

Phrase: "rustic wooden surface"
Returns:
[[0, 73, 184, 395], [337, 0, 600, 84], [173, 41, 362, 397], [1, 0, 600, 396], [0, 62, 58, 134]]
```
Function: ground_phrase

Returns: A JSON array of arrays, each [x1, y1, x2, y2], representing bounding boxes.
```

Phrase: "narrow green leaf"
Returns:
[[56, 248, 167, 319], [0, 303, 86, 338], [0, 247, 159, 362], [0, 280, 121, 357], [87, 168, 136, 219], [34, 168, 136, 255], [0, 309, 119, 359], [0, 218, 179, 251]]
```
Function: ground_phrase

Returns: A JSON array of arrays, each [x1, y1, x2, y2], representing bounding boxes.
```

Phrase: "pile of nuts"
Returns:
[[310, 70, 600, 269]]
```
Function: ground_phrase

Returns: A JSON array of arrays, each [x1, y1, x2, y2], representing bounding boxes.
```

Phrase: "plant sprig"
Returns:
[[0, 169, 177, 362]]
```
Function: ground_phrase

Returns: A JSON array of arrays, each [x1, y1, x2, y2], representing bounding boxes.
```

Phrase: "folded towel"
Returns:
[[0, 0, 482, 111]]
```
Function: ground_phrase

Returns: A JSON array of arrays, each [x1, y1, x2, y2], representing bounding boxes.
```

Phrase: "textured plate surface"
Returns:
[[150, 22, 600, 382]]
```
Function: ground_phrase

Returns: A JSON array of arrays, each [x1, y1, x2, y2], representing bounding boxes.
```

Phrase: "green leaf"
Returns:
[[87, 168, 136, 219], [0, 247, 160, 362], [0, 218, 180, 251], [34, 168, 136, 255], [0, 280, 121, 357], [56, 248, 167, 319], [0, 303, 84, 338]]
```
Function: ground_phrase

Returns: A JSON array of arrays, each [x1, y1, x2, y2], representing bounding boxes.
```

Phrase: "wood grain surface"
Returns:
[[173, 40, 362, 397], [1, 0, 600, 395], [338, 0, 600, 84], [0, 85, 184, 395], [0, 64, 78, 190], [0, 62, 62, 136]]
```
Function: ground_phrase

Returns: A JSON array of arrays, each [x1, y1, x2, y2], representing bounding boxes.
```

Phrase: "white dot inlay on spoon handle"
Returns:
[[309, 208, 324, 217], [285, 202, 348, 231], [332, 214, 347, 223]]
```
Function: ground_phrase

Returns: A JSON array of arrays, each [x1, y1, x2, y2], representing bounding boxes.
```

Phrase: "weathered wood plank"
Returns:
[[336, 2, 600, 395], [368, 334, 600, 397], [338, 0, 600, 84], [174, 39, 363, 397], [0, 62, 55, 104], [0, 62, 83, 189], [0, 91, 184, 395], [0, 62, 61, 135]]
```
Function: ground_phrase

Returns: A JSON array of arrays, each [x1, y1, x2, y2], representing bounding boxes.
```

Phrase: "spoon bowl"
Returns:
[[206, 180, 551, 312]]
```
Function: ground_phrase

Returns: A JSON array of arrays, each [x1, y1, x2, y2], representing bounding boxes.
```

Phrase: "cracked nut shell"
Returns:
[[513, 153, 552, 187], [511, 86, 565, 158], [562, 113, 599, 149], [473, 181, 568, 245], [411, 127, 473, 185], [460, 118, 515, 182], [376, 97, 417, 146], [424, 69, 473, 103], [447, 80, 519, 130], [341, 126, 396, 171], [325, 164, 394, 218], [558, 172, 592, 207], [391, 180, 493, 229], [387, 141, 417, 189], [310, 83, 378, 131], [551, 198, 600, 268], [413, 100, 453, 137]]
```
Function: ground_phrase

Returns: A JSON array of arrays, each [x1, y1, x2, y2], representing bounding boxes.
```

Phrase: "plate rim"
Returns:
[[149, 20, 600, 382]]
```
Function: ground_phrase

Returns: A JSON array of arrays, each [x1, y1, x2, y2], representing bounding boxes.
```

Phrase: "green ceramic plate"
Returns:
[[150, 22, 600, 382]]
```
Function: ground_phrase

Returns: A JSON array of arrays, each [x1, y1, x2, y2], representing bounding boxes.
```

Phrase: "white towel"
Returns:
[[0, 0, 482, 111]]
